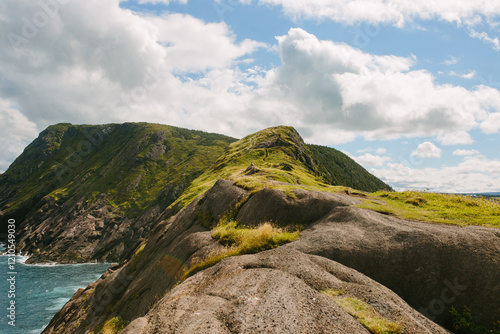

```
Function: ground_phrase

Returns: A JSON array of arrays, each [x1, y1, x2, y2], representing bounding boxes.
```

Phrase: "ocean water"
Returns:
[[0, 245, 109, 334]]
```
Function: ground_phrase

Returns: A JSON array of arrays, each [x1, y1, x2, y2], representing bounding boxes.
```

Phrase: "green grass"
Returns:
[[1, 123, 235, 224], [130, 243, 146, 271], [181, 220, 300, 281], [101, 316, 128, 334], [322, 292, 402, 334], [170, 125, 385, 210], [90, 316, 128, 334], [359, 191, 500, 228], [322, 288, 344, 297]]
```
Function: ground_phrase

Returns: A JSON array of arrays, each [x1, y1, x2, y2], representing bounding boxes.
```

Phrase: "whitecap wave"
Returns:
[[45, 297, 71, 311], [17, 255, 30, 264], [21, 261, 59, 267], [30, 325, 48, 334]]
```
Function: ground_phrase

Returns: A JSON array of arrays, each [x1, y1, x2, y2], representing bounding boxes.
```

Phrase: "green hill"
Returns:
[[0, 122, 236, 219], [173, 125, 392, 208]]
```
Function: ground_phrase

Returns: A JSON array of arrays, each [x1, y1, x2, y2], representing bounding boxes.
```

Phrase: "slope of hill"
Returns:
[[0, 122, 236, 262]]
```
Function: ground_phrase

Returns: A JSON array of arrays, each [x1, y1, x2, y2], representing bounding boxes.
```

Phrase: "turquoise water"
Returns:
[[0, 245, 109, 334]]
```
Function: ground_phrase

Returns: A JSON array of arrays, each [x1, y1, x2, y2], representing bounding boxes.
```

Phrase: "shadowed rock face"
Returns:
[[42, 180, 499, 333], [236, 187, 358, 227]]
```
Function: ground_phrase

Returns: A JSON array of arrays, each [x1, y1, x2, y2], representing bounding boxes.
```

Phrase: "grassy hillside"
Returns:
[[0, 123, 236, 233], [360, 191, 500, 228], [172, 126, 392, 208], [307, 144, 392, 193]]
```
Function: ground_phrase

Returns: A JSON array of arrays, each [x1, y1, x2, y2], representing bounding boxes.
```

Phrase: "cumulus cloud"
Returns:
[[262, 28, 499, 141], [147, 13, 265, 73], [436, 131, 475, 145], [374, 155, 500, 193], [355, 153, 391, 167], [480, 113, 500, 133], [411, 142, 442, 158], [453, 149, 480, 156]]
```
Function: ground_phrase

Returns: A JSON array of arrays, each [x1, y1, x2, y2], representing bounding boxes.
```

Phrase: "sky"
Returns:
[[0, 0, 499, 193]]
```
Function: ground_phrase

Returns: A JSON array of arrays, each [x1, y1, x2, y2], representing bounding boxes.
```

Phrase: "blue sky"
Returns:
[[1, 0, 499, 192]]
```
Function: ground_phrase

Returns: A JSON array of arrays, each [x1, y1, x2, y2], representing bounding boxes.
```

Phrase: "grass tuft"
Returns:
[[130, 243, 146, 272], [322, 288, 344, 297], [100, 316, 128, 334], [181, 220, 299, 281], [325, 295, 402, 334]]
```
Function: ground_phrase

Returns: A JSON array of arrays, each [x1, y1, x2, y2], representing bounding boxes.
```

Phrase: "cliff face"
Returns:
[[42, 180, 500, 333]]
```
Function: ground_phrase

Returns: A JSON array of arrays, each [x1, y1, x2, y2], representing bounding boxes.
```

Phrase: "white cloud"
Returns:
[[355, 153, 391, 167], [136, 0, 187, 4], [374, 156, 500, 193], [442, 56, 459, 65], [469, 29, 500, 51], [480, 112, 500, 133], [436, 131, 475, 145], [0, 98, 39, 172], [453, 149, 480, 156], [411, 142, 442, 158], [257, 0, 500, 27], [263, 28, 499, 141], [148, 13, 265, 73], [357, 147, 387, 154], [449, 70, 477, 79]]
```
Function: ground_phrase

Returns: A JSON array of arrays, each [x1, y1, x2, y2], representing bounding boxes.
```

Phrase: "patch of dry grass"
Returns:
[[322, 291, 402, 334], [181, 221, 300, 281]]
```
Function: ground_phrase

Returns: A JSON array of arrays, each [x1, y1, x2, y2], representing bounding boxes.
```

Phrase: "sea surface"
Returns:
[[0, 244, 109, 334]]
